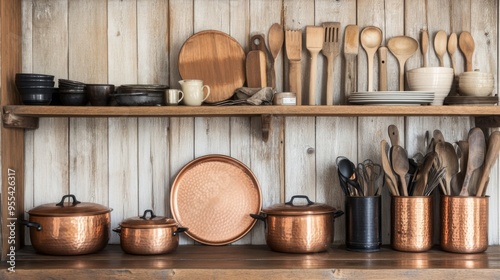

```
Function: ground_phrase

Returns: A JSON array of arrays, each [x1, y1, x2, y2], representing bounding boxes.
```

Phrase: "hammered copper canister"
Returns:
[[391, 196, 433, 252], [251, 195, 344, 253], [22, 194, 112, 255], [441, 195, 488, 253]]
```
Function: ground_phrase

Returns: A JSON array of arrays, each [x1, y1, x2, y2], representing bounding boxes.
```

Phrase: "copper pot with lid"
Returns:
[[251, 195, 344, 253], [21, 194, 112, 255], [114, 209, 187, 255]]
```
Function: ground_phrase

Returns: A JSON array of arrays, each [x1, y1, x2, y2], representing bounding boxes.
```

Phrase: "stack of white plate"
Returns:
[[349, 91, 435, 105]]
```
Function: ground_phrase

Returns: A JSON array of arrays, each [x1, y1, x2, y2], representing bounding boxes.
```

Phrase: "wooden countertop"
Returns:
[[2, 245, 500, 279]]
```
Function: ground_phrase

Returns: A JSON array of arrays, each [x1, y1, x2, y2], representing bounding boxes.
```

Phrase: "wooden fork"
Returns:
[[321, 22, 341, 105]]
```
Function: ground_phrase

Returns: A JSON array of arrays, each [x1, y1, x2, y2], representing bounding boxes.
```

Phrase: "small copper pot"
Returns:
[[441, 195, 488, 253], [22, 194, 112, 255], [252, 195, 344, 253], [114, 209, 187, 255]]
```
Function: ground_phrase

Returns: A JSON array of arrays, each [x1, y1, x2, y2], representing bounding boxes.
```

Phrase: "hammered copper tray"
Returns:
[[170, 155, 262, 245]]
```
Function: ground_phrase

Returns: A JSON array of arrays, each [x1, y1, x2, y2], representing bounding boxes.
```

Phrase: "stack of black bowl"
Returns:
[[58, 79, 88, 106], [15, 73, 55, 105]]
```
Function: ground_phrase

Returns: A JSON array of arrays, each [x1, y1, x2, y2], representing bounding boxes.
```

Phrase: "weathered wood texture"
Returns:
[[1, 245, 500, 280], [10, 0, 500, 254]]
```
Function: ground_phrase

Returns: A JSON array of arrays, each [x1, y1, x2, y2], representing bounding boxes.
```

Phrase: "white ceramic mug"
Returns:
[[179, 80, 210, 106], [165, 89, 184, 105]]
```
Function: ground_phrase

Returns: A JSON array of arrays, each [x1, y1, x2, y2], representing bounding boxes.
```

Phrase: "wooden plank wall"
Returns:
[[18, 0, 499, 246]]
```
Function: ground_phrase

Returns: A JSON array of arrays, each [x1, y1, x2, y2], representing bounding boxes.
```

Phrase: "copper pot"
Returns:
[[22, 194, 112, 255], [252, 195, 344, 253], [114, 209, 187, 255]]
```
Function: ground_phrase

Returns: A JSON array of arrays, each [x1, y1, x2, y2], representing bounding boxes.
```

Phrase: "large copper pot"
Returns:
[[252, 195, 344, 253], [114, 209, 187, 255], [22, 194, 112, 255]]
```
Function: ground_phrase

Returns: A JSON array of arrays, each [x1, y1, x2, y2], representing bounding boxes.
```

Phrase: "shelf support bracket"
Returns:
[[2, 112, 38, 129], [261, 114, 272, 142]]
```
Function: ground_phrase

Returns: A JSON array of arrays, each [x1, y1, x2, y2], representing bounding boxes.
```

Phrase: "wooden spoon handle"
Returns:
[[289, 60, 302, 105], [308, 51, 319, 105], [378, 47, 388, 91], [326, 55, 334, 105], [344, 54, 357, 104]]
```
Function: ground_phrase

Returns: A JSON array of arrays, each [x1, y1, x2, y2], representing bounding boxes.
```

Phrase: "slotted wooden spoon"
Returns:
[[387, 36, 419, 91], [285, 29, 302, 105]]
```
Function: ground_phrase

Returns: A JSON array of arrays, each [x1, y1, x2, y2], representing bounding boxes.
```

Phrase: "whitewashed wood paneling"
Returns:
[[20, 0, 500, 246]]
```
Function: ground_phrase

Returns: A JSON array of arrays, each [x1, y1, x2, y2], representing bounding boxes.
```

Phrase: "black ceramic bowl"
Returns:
[[21, 92, 53, 105], [59, 90, 88, 106], [15, 73, 54, 81]]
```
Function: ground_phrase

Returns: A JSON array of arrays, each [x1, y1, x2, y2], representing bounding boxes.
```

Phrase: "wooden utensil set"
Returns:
[[245, 23, 477, 106], [381, 125, 499, 197]]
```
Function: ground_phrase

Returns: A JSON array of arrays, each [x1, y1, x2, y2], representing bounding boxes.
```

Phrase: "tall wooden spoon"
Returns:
[[476, 131, 500, 196], [460, 128, 485, 196], [387, 36, 419, 91], [447, 33, 457, 74], [360, 26, 382, 92], [434, 30, 447, 67], [268, 23, 284, 89], [391, 145, 409, 196], [459, 31, 475, 72]]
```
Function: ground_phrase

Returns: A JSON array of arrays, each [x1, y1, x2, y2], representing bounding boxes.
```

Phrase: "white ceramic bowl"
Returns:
[[459, 85, 494, 96], [406, 68, 454, 105], [407, 67, 454, 75]]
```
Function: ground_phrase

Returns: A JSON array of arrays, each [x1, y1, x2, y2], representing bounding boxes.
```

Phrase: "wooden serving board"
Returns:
[[178, 30, 246, 103]]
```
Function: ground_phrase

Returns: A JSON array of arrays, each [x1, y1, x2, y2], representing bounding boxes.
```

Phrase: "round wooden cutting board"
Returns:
[[178, 30, 246, 103]]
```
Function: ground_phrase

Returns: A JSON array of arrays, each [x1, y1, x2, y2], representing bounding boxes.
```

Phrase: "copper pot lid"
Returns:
[[28, 194, 112, 217], [120, 209, 177, 229], [262, 195, 337, 216], [170, 154, 262, 245]]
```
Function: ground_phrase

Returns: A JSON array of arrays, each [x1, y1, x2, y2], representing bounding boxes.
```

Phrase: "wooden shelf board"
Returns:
[[2, 245, 499, 279], [3, 105, 500, 118]]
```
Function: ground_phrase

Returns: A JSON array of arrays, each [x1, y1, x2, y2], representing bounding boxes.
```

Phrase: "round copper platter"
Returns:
[[170, 155, 262, 245]]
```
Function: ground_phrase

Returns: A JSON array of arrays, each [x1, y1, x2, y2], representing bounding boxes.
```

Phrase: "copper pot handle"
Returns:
[[173, 227, 188, 236], [333, 210, 344, 219], [56, 194, 81, 207], [140, 209, 157, 220], [285, 195, 314, 206], [250, 213, 266, 221], [19, 219, 42, 231], [113, 227, 121, 234]]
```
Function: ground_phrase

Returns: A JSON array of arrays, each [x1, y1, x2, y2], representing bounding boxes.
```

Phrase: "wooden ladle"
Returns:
[[387, 36, 419, 91], [459, 128, 485, 196], [459, 31, 475, 72], [434, 30, 447, 67], [360, 26, 382, 92]]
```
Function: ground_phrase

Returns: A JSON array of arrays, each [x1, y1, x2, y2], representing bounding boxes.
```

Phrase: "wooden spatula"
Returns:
[[322, 22, 341, 105], [306, 26, 324, 105], [285, 29, 302, 105], [344, 24, 359, 104]]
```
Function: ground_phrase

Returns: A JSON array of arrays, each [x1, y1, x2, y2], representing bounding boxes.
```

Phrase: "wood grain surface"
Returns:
[[178, 30, 246, 103]]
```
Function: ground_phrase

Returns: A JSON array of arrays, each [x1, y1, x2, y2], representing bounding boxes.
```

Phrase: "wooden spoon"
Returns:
[[476, 131, 500, 196], [388, 124, 400, 147], [268, 23, 284, 89], [391, 145, 409, 196], [380, 140, 399, 196], [387, 36, 419, 91], [460, 128, 485, 196], [448, 32, 458, 74], [435, 142, 459, 196], [459, 31, 475, 72], [434, 30, 447, 67], [433, 129, 445, 145], [452, 140, 469, 195], [360, 26, 383, 92], [421, 28, 429, 67]]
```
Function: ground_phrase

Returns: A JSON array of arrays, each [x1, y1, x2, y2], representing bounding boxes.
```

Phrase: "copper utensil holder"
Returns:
[[391, 196, 433, 252], [441, 195, 488, 253]]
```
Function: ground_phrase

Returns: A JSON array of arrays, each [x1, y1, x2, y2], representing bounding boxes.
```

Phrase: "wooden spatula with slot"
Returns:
[[285, 29, 302, 105], [322, 22, 341, 105]]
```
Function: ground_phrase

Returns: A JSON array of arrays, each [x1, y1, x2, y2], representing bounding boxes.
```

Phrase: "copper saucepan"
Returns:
[[251, 195, 344, 253], [114, 209, 187, 255], [21, 194, 112, 255]]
